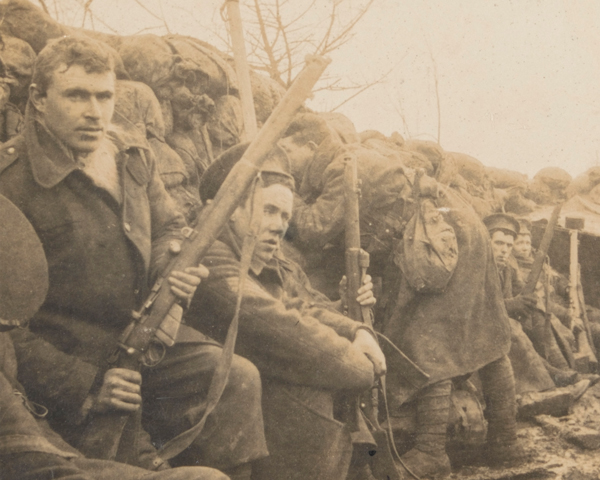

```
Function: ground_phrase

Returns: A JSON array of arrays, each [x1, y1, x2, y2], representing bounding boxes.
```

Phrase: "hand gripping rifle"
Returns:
[[343, 153, 428, 480], [78, 55, 331, 462]]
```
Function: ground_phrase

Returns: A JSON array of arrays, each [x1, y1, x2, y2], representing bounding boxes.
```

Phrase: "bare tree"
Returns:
[[220, 0, 380, 96]]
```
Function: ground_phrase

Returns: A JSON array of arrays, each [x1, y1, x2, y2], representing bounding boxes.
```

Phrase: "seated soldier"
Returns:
[[188, 144, 386, 480], [0, 35, 266, 479], [511, 219, 598, 385], [0, 193, 226, 480], [484, 214, 591, 400]]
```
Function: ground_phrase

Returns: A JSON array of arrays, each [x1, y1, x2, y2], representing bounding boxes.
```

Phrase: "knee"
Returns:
[[228, 355, 262, 398]]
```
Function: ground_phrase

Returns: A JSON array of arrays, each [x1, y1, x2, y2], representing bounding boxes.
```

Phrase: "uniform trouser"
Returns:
[[139, 343, 268, 471], [0, 452, 229, 480], [252, 381, 356, 480], [478, 354, 517, 447]]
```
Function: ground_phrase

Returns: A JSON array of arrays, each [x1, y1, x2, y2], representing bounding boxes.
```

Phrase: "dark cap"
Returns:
[[0, 194, 48, 329], [483, 213, 520, 237], [199, 142, 295, 203]]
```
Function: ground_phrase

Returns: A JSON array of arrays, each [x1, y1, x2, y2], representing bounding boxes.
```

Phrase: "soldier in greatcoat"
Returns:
[[0, 35, 266, 480], [278, 113, 521, 477], [187, 144, 386, 480], [0, 193, 227, 480]]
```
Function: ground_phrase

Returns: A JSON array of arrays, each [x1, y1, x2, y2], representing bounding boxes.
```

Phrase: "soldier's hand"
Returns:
[[505, 294, 537, 317], [356, 275, 376, 307], [353, 329, 387, 377], [339, 275, 377, 310], [169, 264, 209, 303], [93, 368, 142, 413]]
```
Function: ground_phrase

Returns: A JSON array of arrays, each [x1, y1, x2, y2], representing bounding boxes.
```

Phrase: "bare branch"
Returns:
[[37, 0, 50, 15], [320, 0, 375, 55], [330, 61, 402, 112], [132, 0, 165, 23]]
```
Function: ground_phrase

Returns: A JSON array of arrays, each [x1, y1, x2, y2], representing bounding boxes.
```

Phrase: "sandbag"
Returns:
[[250, 71, 285, 123], [450, 152, 487, 187], [207, 94, 243, 157], [359, 129, 386, 143], [403, 139, 445, 174], [535, 167, 572, 191], [566, 167, 600, 198], [165, 35, 238, 98], [114, 79, 166, 140], [487, 166, 528, 190], [0, 0, 67, 53], [320, 112, 360, 144]]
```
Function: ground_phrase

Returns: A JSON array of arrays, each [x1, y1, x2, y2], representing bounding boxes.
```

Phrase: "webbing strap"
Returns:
[[158, 176, 264, 460]]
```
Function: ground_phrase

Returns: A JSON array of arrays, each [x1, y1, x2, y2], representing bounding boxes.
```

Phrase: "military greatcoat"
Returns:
[[0, 110, 267, 471]]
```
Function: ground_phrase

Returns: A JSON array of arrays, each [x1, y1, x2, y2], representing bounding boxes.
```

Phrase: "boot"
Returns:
[[399, 380, 452, 479], [543, 360, 578, 387]]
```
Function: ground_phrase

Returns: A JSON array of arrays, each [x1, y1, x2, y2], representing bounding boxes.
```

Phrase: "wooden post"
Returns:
[[226, 0, 258, 141]]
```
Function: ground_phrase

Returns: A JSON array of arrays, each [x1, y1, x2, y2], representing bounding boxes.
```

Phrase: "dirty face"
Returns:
[[254, 183, 293, 265], [491, 230, 515, 267], [513, 233, 532, 259], [230, 183, 294, 267], [32, 64, 115, 154]]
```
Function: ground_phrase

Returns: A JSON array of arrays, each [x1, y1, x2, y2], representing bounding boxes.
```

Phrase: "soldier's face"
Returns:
[[513, 234, 532, 259], [254, 183, 294, 265], [232, 183, 294, 267], [491, 230, 515, 267], [32, 64, 115, 154]]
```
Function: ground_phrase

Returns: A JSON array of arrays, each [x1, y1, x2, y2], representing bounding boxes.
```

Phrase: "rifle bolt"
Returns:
[[360, 403, 366, 409], [126, 347, 136, 355]]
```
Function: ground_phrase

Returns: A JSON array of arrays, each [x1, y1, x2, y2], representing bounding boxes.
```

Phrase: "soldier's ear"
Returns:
[[29, 84, 47, 113], [307, 140, 318, 152]]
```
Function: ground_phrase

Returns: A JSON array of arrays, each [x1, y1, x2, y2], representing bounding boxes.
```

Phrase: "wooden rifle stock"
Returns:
[[522, 203, 562, 296], [78, 55, 331, 461]]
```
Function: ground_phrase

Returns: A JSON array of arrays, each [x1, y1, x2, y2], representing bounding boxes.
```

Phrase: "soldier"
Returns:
[[484, 213, 593, 398], [0, 35, 266, 479], [0, 194, 227, 480], [187, 144, 385, 480], [278, 113, 521, 477]]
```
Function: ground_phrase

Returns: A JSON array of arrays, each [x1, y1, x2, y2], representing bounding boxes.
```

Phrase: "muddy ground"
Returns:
[[447, 383, 600, 479]]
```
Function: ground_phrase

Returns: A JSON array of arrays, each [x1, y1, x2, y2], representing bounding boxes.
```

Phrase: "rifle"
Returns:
[[522, 203, 562, 296], [343, 153, 428, 480], [78, 55, 331, 462]]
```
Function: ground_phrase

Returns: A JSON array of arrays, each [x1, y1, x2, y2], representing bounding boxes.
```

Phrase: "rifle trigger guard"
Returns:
[[142, 339, 166, 367]]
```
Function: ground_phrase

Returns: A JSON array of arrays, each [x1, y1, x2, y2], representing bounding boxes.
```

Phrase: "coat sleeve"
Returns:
[[144, 148, 187, 282], [281, 259, 363, 341], [187, 243, 374, 391], [8, 327, 100, 423], [289, 160, 346, 249]]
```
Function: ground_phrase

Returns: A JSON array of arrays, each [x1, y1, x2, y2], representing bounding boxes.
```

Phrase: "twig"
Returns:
[[37, 0, 50, 15]]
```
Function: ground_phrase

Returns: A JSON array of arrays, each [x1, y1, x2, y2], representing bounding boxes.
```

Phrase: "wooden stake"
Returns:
[[226, 0, 258, 141]]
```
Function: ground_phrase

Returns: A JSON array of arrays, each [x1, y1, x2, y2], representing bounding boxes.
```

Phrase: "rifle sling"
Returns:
[[157, 177, 263, 460]]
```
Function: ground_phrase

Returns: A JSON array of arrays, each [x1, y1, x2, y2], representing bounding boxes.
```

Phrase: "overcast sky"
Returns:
[[50, 0, 600, 178]]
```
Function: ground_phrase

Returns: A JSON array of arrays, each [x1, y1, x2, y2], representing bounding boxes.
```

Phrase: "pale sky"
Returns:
[[47, 0, 600, 178]]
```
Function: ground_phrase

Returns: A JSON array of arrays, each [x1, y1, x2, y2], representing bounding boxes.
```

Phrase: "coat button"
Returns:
[[124, 222, 131, 232], [6, 147, 14, 154]]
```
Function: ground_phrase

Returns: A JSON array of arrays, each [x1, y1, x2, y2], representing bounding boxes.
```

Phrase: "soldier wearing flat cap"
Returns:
[[188, 143, 385, 480], [483, 213, 537, 314]]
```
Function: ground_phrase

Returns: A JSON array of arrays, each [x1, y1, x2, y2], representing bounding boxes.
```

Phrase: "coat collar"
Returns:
[[24, 102, 150, 190]]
